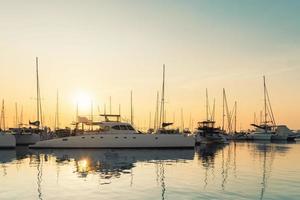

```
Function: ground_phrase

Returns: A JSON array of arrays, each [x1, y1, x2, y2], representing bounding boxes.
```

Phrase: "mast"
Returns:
[[55, 89, 59, 130], [263, 76, 267, 127], [234, 101, 237, 133], [222, 88, 225, 131], [90, 100, 93, 131], [149, 112, 151, 130], [154, 91, 159, 131], [181, 108, 184, 132], [0, 99, 5, 131], [159, 65, 165, 128], [109, 96, 112, 114], [36, 57, 40, 128], [206, 88, 209, 121], [15, 102, 18, 128], [212, 98, 215, 121]]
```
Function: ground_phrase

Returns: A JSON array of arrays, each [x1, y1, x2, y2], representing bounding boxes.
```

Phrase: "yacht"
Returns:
[[194, 89, 228, 144], [0, 132, 16, 148], [249, 125, 273, 140], [195, 121, 228, 144], [29, 114, 195, 149]]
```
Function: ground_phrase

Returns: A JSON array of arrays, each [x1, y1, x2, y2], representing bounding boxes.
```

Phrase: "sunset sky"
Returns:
[[0, 0, 299, 130]]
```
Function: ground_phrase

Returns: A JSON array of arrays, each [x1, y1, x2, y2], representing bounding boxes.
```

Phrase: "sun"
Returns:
[[74, 91, 91, 111]]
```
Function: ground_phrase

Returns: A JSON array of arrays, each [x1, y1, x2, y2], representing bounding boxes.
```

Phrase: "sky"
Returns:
[[0, 0, 299, 130]]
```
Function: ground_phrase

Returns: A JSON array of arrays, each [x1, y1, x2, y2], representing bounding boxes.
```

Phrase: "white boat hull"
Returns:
[[250, 133, 272, 140], [30, 133, 195, 149], [0, 134, 16, 148], [14, 133, 41, 145]]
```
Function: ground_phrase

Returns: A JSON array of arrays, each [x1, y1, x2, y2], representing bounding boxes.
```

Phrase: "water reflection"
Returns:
[[0, 142, 298, 200]]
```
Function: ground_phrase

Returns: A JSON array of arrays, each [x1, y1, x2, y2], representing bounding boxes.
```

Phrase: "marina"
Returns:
[[1, 1, 300, 199]]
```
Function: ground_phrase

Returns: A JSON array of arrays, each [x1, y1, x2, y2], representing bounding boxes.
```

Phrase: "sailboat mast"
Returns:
[[15, 102, 18, 127], [263, 76, 267, 126], [206, 88, 208, 121], [36, 57, 40, 128], [154, 91, 159, 130], [222, 88, 225, 131], [55, 89, 59, 130], [234, 101, 237, 133], [159, 65, 165, 128]]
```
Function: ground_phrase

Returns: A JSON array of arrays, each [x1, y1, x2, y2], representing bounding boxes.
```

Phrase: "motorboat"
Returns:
[[195, 121, 228, 144], [29, 114, 195, 149]]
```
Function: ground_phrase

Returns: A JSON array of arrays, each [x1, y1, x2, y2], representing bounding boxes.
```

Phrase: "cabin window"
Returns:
[[100, 136, 103, 139], [62, 138, 68, 141], [133, 137, 136, 139], [123, 137, 127, 139], [81, 137, 85, 139], [127, 125, 134, 130], [155, 137, 158, 140], [120, 125, 127, 130], [91, 136, 95, 139], [115, 136, 119, 139], [112, 125, 120, 130]]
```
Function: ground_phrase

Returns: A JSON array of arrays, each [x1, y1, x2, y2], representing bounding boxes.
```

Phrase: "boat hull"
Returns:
[[250, 133, 272, 140], [30, 134, 195, 149], [0, 134, 16, 148], [14, 133, 41, 145]]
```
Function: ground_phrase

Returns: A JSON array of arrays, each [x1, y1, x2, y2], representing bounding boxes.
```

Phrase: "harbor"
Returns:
[[1, 1, 300, 199]]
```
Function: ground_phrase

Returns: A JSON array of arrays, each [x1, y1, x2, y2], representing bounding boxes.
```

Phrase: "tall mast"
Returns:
[[212, 98, 215, 121], [36, 57, 40, 128], [154, 91, 159, 130], [90, 100, 93, 131], [159, 65, 165, 128], [222, 88, 225, 131], [55, 89, 59, 130], [206, 88, 209, 121], [263, 76, 267, 127]]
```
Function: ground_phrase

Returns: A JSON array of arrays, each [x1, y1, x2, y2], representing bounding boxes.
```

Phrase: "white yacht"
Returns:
[[30, 114, 195, 149], [249, 126, 273, 141], [0, 132, 16, 148]]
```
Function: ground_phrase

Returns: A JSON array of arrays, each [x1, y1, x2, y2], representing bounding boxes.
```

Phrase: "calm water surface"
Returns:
[[1, 142, 300, 200]]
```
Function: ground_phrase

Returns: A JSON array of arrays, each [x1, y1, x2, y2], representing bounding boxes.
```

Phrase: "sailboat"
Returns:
[[195, 89, 228, 144], [249, 76, 295, 141], [12, 57, 43, 145], [0, 100, 16, 148]]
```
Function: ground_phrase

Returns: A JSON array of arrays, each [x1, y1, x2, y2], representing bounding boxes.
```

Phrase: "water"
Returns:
[[1, 142, 300, 200]]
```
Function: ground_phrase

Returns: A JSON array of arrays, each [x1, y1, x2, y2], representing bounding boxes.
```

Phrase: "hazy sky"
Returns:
[[0, 0, 299, 130]]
